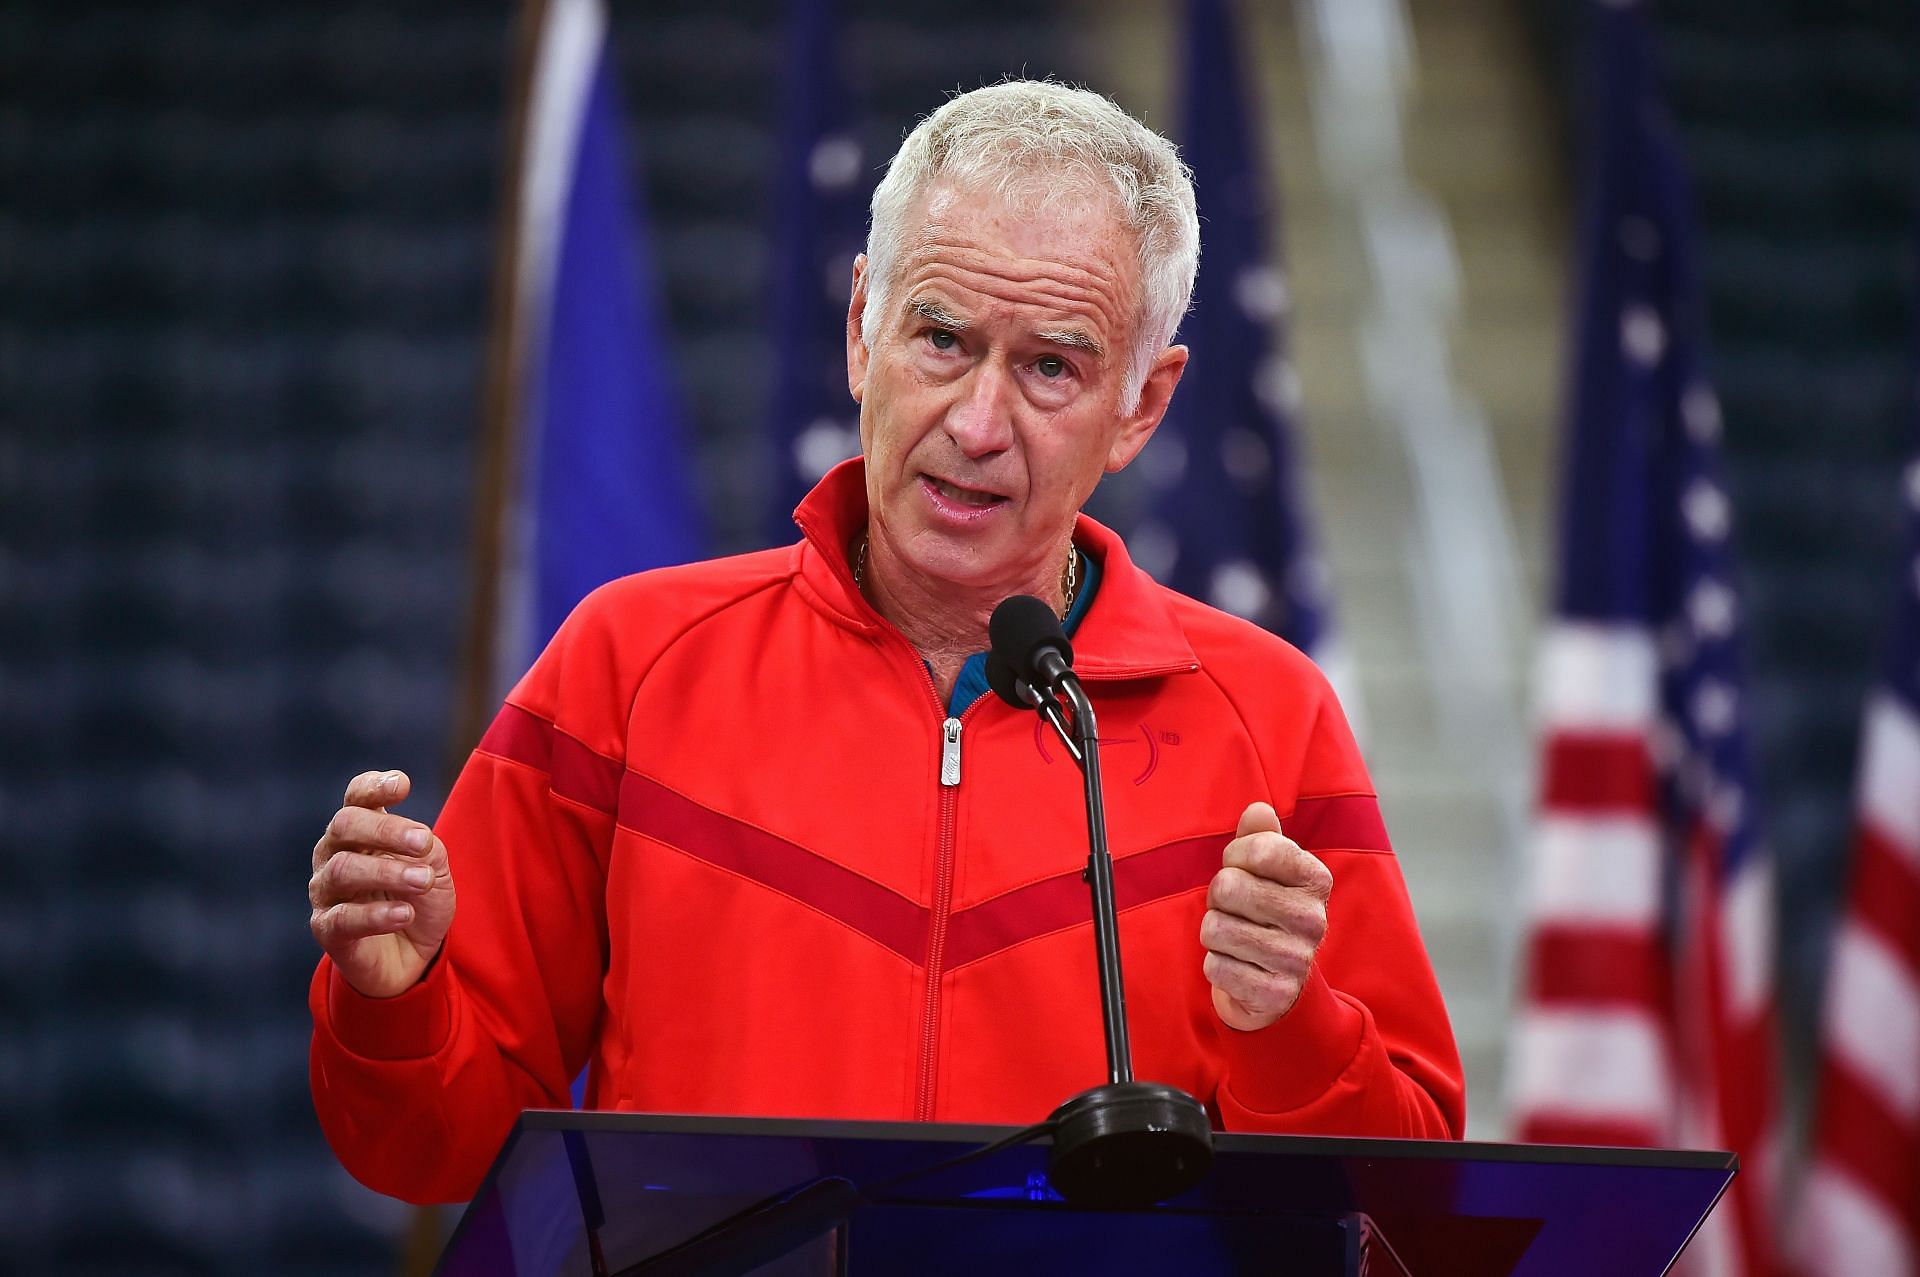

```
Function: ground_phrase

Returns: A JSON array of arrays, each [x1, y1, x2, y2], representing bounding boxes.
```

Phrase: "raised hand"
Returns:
[[1201, 801, 1333, 1031], [308, 770, 456, 999]]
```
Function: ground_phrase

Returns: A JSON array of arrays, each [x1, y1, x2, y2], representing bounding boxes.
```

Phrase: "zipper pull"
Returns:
[[940, 717, 963, 787]]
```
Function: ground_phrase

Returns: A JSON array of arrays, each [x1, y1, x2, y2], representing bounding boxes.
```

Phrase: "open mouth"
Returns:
[[923, 475, 1008, 509]]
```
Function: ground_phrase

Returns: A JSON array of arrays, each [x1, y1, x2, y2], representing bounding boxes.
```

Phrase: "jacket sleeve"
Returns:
[[308, 585, 635, 1204], [1210, 659, 1467, 1140]]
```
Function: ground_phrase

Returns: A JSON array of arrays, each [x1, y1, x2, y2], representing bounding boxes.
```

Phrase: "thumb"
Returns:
[[1235, 801, 1281, 839]]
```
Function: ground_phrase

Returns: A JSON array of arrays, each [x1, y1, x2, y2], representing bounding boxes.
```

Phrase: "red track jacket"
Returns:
[[310, 460, 1465, 1203]]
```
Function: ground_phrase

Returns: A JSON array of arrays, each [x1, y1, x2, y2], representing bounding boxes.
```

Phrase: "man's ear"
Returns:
[[846, 254, 870, 403], [1105, 343, 1189, 472]]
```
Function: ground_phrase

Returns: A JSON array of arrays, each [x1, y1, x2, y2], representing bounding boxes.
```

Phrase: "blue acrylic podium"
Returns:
[[433, 1111, 1735, 1276]]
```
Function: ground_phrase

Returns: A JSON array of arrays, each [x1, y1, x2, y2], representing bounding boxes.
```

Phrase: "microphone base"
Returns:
[[1045, 1082, 1214, 1209]]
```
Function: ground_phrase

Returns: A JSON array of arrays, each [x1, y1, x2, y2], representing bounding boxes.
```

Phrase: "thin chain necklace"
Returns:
[[853, 535, 1080, 618]]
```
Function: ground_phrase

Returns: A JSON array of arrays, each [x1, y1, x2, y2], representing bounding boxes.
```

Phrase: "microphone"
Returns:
[[987, 595, 1212, 1210], [983, 648, 1036, 709], [987, 594, 1075, 698]]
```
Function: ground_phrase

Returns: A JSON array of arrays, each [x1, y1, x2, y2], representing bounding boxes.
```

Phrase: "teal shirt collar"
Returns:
[[943, 549, 1102, 716]]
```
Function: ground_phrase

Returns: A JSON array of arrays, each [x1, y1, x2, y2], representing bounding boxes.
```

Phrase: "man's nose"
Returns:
[[943, 360, 1015, 458]]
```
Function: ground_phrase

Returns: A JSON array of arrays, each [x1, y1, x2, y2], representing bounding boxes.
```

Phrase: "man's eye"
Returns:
[[928, 329, 958, 351], [1036, 355, 1067, 379]]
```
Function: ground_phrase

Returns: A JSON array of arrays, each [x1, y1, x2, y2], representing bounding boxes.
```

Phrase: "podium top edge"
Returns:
[[511, 1109, 1739, 1173]]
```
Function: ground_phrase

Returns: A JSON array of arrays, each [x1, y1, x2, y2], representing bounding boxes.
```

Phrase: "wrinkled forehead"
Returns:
[[892, 176, 1144, 309]]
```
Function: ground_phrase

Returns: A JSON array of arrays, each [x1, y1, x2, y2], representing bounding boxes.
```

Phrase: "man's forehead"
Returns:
[[890, 182, 1139, 344], [912, 180, 1132, 258]]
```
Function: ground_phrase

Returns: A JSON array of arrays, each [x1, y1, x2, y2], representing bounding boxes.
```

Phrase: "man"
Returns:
[[307, 81, 1464, 1205]]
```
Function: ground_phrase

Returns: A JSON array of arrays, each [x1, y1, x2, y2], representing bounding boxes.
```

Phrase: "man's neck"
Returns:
[[858, 529, 1072, 705]]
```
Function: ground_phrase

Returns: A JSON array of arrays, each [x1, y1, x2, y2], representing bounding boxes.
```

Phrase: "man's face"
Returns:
[[846, 182, 1186, 596]]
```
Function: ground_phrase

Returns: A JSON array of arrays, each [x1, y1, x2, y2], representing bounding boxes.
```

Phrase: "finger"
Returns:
[[313, 899, 415, 949], [1222, 833, 1332, 897], [1206, 866, 1330, 941], [310, 850, 436, 908], [1200, 906, 1319, 977], [344, 769, 409, 809], [1235, 801, 1281, 839], [1203, 949, 1301, 1022], [322, 805, 435, 858]]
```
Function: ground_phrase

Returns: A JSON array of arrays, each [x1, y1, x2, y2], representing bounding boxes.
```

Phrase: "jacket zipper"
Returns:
[[918, 714, 963, 1121], [836, 564, 1195, 1120]]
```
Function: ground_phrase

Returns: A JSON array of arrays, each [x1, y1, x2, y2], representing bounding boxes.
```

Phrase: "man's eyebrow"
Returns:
[[908, 296, 968, 330], [1038, 328, 1105, 359]]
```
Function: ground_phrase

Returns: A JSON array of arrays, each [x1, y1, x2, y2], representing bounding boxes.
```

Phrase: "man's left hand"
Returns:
[[1201, 801, 1334, 1031]]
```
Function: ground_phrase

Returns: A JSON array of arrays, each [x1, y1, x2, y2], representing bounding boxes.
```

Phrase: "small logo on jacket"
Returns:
[[1033, 720, 1179, 785]]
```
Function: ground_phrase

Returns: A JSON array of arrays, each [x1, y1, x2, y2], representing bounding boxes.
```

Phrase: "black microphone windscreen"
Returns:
[[985, 650, 1029, 708], [989, 594, 1073, 688]]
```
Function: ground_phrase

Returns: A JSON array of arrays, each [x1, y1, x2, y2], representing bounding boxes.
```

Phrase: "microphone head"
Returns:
[[985, 650, 1039, 709], [990, 594, 1073, 691]]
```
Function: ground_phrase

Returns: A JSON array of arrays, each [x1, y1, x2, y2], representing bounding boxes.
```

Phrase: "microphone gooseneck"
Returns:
[[987, 595, 1213, 1209]]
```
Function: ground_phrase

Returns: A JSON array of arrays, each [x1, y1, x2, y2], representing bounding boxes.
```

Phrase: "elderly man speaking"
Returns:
[[306, 81, 1464, 1204]]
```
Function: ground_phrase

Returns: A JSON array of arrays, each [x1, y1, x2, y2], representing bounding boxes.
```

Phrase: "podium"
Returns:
[[434, 1111, 1735, 1276]]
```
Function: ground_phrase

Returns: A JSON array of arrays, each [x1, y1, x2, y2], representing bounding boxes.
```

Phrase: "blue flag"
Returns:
[[1132, 0, 1336, 661], [763, 0, 872, 543], [495, 0, 703, 687]]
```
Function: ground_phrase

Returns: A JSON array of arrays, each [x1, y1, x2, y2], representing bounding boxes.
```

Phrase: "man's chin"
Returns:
[[891, 531, 1021, 595]]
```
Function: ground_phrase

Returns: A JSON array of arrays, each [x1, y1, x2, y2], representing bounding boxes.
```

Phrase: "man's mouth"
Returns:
[[923, 475, 1007, 508]]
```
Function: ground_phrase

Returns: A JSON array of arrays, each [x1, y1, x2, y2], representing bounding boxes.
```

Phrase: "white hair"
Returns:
[[860, 80, 1200, 412]]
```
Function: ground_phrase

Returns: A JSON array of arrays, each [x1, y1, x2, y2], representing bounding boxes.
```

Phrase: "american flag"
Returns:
[[1796, 433, 1920, 1271], [763, 0, 871, 543], [1127, 0, 1345, 677], [1507, 4, 1779, 1274]]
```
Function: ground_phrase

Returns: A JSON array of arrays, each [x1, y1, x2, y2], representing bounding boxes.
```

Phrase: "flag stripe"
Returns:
[[1798, 1166, 1917, 1277], [1525, 928, 1668, 1006], [1508, 1009, 1671, 1128], [1849, 824, 1920, 974], [1857, 691, 1920, 858], [1530, 814, 1663, 925], [1515, 1115, 1669, 1149], [1811, 1061, 1920, 1215], [1536, 624, 1659, 731], [1539, 732, 1657, 813], [1820, 920, 1920, 1124], [1717, 854, 1774, 1020]]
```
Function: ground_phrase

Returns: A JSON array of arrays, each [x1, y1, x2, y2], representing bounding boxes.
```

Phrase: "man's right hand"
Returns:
[[309, 770, 456, 999]]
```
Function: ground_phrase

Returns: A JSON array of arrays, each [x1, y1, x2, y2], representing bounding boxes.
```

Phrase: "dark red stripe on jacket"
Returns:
[[1286, 793, 1389, 852], [476, 706, 1380, 971], [945, 834, 1224, 970], [477, 703, 624, 814], [619, 771, 928, 962]]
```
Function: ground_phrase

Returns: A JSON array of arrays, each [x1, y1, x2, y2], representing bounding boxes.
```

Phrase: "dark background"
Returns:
[[1, 0, 1914, 1272]]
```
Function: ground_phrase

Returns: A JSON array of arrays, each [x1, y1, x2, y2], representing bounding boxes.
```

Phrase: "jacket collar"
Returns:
[[791, 458, 1199, 680]]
